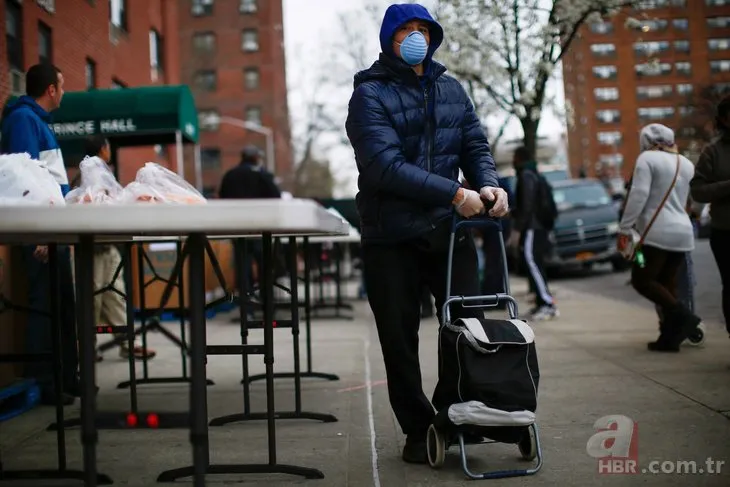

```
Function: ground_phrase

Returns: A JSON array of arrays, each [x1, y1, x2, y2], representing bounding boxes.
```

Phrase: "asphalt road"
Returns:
[[552, 238, 726, 330]]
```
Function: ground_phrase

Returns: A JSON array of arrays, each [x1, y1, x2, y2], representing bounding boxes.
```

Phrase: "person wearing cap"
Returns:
[[344, 3, 508, 463], [219, 146, 282, 310]]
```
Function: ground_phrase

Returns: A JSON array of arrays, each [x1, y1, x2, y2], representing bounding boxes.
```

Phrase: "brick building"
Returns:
[[178, 0, 292, 195], [0, 0, 181, 184], [562, 0, 730, 181]]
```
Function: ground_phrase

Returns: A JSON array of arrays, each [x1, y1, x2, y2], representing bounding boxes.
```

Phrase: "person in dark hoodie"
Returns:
[[345, 3, 509, 464], [690, 94, 730, 338], [510, 146, 559, 320], [0, 63, 79, 405], [219, 145, 282, 314]]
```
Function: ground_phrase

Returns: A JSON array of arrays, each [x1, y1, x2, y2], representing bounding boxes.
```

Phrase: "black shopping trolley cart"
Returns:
[[426, 212, 543, 479]]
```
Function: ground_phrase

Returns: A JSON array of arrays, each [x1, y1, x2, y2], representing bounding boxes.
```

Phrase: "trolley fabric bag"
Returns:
[[435, 317, 540, 426]]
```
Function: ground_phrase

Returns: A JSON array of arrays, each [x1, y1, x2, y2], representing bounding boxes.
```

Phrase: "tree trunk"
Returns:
[[520, 117, 539, 162]]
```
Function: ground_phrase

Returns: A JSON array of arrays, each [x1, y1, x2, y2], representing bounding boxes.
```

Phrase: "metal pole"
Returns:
[[175, 130, 184, 180], [194, 144, 202, 192], [266, 129, 275, 174]]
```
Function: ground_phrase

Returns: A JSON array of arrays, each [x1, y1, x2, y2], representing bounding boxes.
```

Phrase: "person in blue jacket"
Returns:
[[345, 3, 508, 464], [0, 63, 79, 406]]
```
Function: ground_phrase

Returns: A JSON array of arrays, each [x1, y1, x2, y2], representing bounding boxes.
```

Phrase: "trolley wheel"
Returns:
[[518, 426, 537, 461], [427, 424, 446, 468], [685, 322, 706, 347]]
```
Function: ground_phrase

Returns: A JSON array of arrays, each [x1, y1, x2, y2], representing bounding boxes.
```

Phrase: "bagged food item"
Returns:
[[65, 156, 123, 204], [119, 162, 206, 204], [0, 152, 65, 206]]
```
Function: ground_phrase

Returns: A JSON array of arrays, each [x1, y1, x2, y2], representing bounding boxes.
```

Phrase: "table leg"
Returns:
[[242, 237, 339, 384], [158, 233, 323, 483], [75, 235, 99, 486]]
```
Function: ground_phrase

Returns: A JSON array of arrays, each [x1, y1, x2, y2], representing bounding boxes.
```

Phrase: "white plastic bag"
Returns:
[[65, 156, 123, 204], [119, 162, 206, 204], [0, 152, 65, 206]]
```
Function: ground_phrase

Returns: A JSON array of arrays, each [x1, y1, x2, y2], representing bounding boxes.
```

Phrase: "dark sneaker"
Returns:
[[647, 339, 680, 352], [402, 435, 428, 464]]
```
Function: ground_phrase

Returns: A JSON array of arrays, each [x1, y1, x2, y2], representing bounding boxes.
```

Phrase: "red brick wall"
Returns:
[[0, 0, 182, 186], [178, 0, 293, 194]]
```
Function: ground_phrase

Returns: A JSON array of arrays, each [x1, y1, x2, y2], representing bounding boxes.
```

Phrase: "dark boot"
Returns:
[[648, 313, 680, 352]]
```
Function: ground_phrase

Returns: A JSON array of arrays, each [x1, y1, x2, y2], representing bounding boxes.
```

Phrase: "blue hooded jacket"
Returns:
[[345, 3, 498, 244], [0, 95, 69, 195]]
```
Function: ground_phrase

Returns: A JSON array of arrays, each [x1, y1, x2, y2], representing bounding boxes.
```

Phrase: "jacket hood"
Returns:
[[1, 95, 51, 122], [379, 3, 444, 63]]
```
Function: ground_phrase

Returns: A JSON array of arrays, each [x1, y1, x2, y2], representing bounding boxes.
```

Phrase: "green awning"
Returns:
[[26, 85, 199, 146]]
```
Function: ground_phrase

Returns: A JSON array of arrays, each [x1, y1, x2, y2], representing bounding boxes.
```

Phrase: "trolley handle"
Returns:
[[452, 197, 502, 232]]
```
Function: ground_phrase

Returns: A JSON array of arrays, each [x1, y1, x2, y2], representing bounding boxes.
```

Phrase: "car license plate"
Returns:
[[576, 252, 594, 261]]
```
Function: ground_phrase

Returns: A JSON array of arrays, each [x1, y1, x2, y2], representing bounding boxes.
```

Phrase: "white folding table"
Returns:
[[0, 199, 348, 487]]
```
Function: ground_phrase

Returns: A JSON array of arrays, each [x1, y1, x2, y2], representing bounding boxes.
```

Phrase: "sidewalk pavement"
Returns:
[[1, 277, 729, 486]]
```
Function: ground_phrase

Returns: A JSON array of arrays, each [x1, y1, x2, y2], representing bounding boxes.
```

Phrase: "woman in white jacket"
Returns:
[[618, 124, 702, 352]]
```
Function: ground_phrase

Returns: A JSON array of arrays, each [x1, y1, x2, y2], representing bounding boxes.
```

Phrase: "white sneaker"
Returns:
[[530, 305, 559, 321]]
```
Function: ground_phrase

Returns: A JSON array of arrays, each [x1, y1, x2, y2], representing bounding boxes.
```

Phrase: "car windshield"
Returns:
[[552, 183, 611, 210], [542, 170, 569, 183]]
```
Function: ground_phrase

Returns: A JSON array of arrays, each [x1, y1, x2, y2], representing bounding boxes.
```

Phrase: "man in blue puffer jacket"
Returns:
[[345, 3, 509, 464]]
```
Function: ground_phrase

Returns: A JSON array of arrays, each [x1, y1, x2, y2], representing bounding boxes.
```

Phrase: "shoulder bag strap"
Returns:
[[638, 154, 681, 246]]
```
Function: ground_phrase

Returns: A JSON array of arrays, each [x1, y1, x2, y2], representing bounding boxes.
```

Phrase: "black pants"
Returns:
[[362, 231, 482, 437], [520, 229, 553, 307], [631, 245, 684, 310], [710, 227, 730, 334], [21, 245, 78, 394]]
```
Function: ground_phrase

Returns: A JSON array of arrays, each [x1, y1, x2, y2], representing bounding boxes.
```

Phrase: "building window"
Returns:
[[241, 29, 259, 52], [597, 131, 622, 146], [633, 41, 670, 56], [711, 60, 730, 73], [679, 106, 694, 117], [192, 0, 214, 16], [149, 29, 164, 76], [596, 109, 621, 123], [38, 22, 52, 64], [678, 127, 697, 138], [194, 70, 217, 91], [201, 148, 221, 170], [590, 21, 613, 34], [198, 110, 219, 131], [240, 0, 257, 14], [5, 0, 22, 71], [594, 87, 619, 101], [111, 78, 126, 89], [599, 154, 624, 167], [676, 83, 693, 95], [636, 0, 686, 8], [675, 61, 692, 75], [638, 107, 675, 120], [193, 32, 216, 53], [708, 38, 730, 51], [590, 43, 616, 57], [636, 62, 672, 77], [708, 17, 730, 29], [592, 65, 617, 79], [637, 85, 673, 99], [109, 0, 127, 31], [635, 19, 668, 32], [85, 58, 97, 90], [706, 0, 729, 6], [674, 40, 690, 53], [245, 106, 262, 125], [673, 18, 689, 30], [244, 67, 260, 89]]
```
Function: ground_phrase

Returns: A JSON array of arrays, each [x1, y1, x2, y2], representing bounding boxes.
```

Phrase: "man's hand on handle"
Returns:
[[453, 188, 485, 218], [479, 186, 509, 217]]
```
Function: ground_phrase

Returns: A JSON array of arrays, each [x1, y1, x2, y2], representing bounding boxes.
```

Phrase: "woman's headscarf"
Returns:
[[639, 123, 676, 152]]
